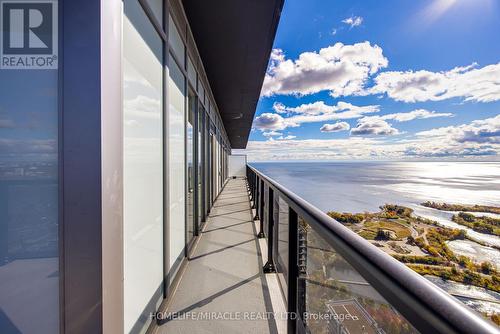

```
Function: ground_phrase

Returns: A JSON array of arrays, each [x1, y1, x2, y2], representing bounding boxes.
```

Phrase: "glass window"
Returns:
[[123, 0, 163, 332], [187, 89, 196, 245], [197, 108, 203, 226], [168, 15, 185, 66], [198, 79, 205, 103], [168, 53, 186, 280], [0, 4, 59, 333], [145, 0, 163, 27], [187, 57, 197, 87]]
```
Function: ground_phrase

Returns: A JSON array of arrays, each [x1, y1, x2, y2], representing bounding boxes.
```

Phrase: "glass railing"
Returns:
[[246, 165, 498, 334]]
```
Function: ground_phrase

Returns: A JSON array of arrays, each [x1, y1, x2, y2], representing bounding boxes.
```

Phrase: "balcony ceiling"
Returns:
[[183, 0, 284, 149]]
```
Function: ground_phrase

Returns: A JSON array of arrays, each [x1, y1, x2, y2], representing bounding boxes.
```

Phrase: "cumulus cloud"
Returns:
[[253, 113, 287, 131], [124, 95, 162, 119], [404, 145, 497, 158], [0, 119, 15, 128], [351, 118, 400, 136], [342, 15, 363, 28], [359, 109, 453, 124], [262, 42, 500, 103], [378, 109, 453, 122], [261, 42, 388, 97], [236, 129, 499, 161], [370, 62, 500, 103], [272, 102, 287, 114], [416, 114, 500, 144], [262, 130, 283, 137], [320, 122, 350, 133], [270, 135, 297, 141], [254, 101, 380, 131]]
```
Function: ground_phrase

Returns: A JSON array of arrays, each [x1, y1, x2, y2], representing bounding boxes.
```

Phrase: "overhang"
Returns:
[[183, 0, 284, 149]]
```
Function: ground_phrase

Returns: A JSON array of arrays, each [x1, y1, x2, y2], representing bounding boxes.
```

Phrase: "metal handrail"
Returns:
[[246, 164, 498, 334]]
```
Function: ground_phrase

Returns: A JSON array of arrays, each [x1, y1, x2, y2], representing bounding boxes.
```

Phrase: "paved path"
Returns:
[[154, 178, 278, 334]]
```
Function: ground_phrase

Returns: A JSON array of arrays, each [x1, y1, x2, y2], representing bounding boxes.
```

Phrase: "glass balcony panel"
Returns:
[[276, 196, 289, 297], [299, 218, 419, 334]]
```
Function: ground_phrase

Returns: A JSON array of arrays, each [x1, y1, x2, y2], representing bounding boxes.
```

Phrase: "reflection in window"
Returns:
[[0, 39, 59, 334], [187, 89, 195, 244], [168, 53, 186, 280], [187, 57, 197, 86], [168, 15, 185, 66], [123, 0, 163, 332]]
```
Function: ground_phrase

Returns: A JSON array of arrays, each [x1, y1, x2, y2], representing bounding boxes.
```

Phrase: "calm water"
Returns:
[[250, 161, 500, 212], [251, 161, 500, 314]]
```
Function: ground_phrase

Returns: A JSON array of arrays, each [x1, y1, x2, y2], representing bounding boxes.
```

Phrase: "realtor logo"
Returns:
[[1, 0, 58, 69]]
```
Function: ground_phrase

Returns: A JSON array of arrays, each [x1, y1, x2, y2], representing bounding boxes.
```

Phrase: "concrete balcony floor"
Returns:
[[153, 178, 281, 334]]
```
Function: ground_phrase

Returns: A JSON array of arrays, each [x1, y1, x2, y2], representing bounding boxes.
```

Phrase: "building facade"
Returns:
[[0, 0, 282, 333]]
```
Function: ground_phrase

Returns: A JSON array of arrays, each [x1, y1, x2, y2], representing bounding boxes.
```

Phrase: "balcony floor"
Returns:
[[154, 178, 279, 334]]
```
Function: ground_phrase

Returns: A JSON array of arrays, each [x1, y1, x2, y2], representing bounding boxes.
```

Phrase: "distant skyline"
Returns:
[[238, 0, 500, 161]]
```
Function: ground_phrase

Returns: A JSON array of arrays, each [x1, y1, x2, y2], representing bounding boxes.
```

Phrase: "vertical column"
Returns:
[[62, 1, 103, 333], [101, 0, 124, 332]]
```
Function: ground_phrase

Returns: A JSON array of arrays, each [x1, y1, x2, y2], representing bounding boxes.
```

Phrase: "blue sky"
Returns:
[[241, 0, 500, 161]]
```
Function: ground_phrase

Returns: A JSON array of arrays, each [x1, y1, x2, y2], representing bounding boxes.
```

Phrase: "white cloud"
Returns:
[[262, 130, 283, 137], [320, 122, 350, 132], [351, 118, 400, 136], [243, 114, 500, 161], [253, 113, 287, 131], [254, 101, 380, 131], [331, 28, 338, 36], [261, 42, 388, 97], [370, 62, 500, 103], [0, 119, 15, 128], [272, 102, 287, 114], [416, 114, 500, 144], [378, 109, 453, 122], [263, 43, 500, 103], [360, 109, 453, 124], [124, 95, 161, 119], [342, 15, 363, 28], [271, 135, 297, 141]]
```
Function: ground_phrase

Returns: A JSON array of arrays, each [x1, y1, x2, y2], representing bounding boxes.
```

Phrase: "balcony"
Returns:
[[151, 167, 498, 334]]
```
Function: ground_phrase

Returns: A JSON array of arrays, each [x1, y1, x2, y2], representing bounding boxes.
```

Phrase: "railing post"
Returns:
[[257, 179, 265, 238], [263, 187, 276, 273], [252, 173, 257, 209], [288, 207, 298, 333], [253, 176, 259, 220], [248, 168, 253, 196]]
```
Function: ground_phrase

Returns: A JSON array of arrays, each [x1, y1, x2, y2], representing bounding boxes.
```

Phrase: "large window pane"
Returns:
[[0, 17, 59, 334], [168, 53, 186, 279], [168, 15, 184, 66], [123, 0, 163, 332], [145, 0, 163, 27], [197, 108, 203, 226], [187, 89, 195, 244], [187, 57, 197, 87]]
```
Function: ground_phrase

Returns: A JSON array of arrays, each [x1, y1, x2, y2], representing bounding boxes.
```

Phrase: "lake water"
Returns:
[[251, 161, 500, 247], [250, 161, 500, 212], [250, 161, 500, 315]]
